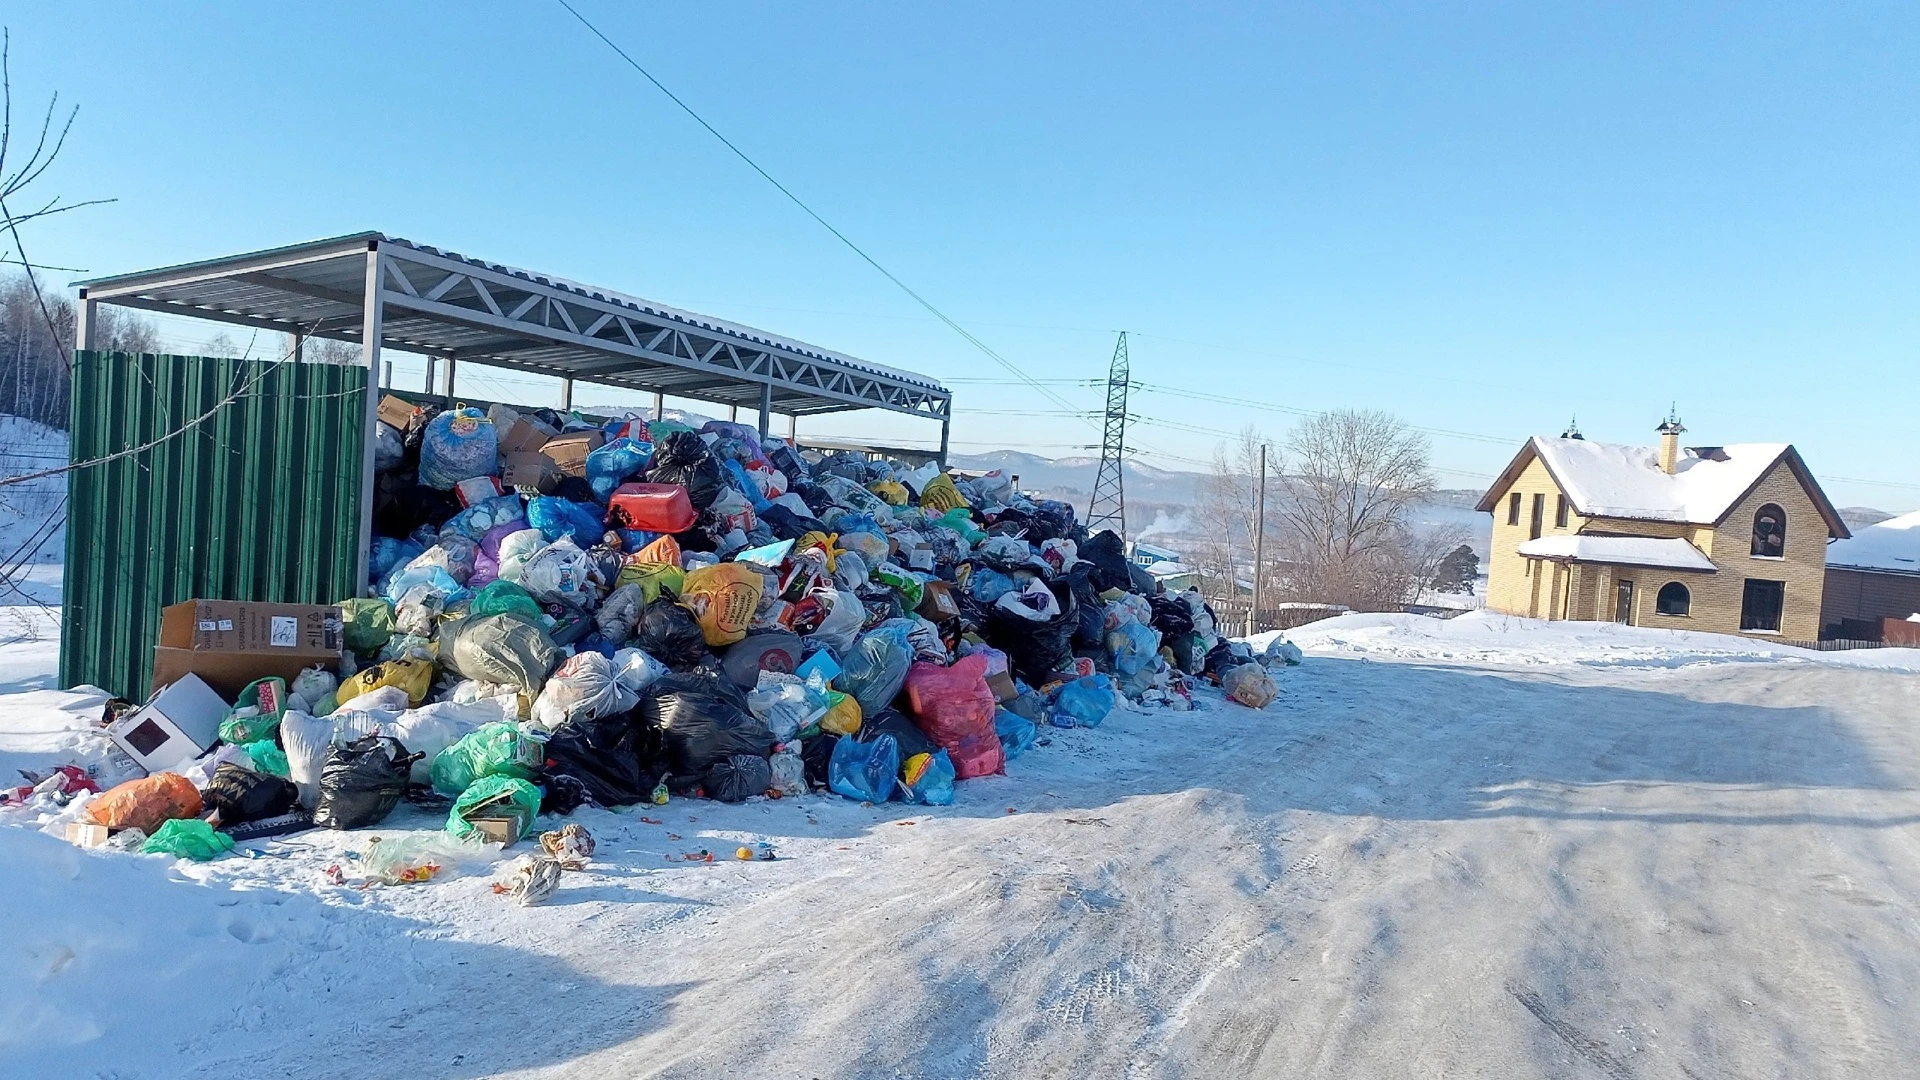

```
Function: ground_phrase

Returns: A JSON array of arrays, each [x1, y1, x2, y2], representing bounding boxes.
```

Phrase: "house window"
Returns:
[[1740, 578, 1785, 632], [1530, 493, 1544, 539], [1508, 492, 1521, 526], [1655, 581, 1691, 616], [1555, 494, 1569, 529], [1751, 504, 1786, 558]]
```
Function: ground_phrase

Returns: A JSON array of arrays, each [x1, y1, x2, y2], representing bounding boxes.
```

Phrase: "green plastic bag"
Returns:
[[218, 678, 288, 745], [242, 739, 290, 778], [470, 579, 545, 623], [873, 563, 925, 609], [430, 722, 543, 797], [340, 597, 396, 654], [935, 508, 985, 545], [446, 775, 542, 845], [142, 818, 235, 861]]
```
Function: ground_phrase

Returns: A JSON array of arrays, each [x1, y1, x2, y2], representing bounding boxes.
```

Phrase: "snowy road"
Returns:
[[8, 620, 1920, 1078]]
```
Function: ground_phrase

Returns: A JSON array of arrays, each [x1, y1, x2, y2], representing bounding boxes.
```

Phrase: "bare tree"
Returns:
[[1192, 424, 1272, 603], [1274, 409, 1437, 611]]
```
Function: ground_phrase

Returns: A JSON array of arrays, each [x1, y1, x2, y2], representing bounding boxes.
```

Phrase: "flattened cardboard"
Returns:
[[539, 431, 605, 477], [502, 452, 562, 494], [66, 822, 111, 848]]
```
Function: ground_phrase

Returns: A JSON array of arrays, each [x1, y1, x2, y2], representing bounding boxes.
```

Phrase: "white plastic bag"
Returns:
[[522, 537, 600, 609], [610, 647, 668, 696], [495, 528, 546, 584], [809, 588, 865, 655], [746, 671, 830, 742], [330, 685, 411, 716], [769, 747, 806, 797], [530, 651, 641, 731]]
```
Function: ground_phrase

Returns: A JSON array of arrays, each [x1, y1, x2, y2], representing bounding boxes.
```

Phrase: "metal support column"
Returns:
[[355, 244, 386, 597], [287, 330, 304, 363], [75, 290, 98, 353], [757, 382, 772, 440], [443, 357, 457, 403], [787, 413, 797, 442], [938, 416, 951, 468], [424, 356, 436, 394], [730, 404, 739, 422], [653, 391, 665, 423], [560, 377, 574, 410]]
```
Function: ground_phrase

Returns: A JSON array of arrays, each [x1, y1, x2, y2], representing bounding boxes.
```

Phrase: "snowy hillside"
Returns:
[[0, 416, 65, 694]]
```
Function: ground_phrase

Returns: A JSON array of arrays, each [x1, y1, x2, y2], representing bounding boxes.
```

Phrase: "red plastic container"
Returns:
[[606, 482, 697, 533]]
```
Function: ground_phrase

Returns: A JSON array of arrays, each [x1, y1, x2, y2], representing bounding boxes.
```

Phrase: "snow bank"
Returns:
[[1266, 609, 1920, 671]]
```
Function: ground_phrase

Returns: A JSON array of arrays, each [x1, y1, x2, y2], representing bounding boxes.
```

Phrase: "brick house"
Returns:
[[1820, 510, 1920, 640], [1474, 418, 1849, 640]]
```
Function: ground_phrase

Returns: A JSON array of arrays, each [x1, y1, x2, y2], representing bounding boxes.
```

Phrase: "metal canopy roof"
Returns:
[[76, 232, 951, 419]]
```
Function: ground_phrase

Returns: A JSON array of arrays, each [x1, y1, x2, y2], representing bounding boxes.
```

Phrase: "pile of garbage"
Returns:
[[10, 399, 1304, 882]]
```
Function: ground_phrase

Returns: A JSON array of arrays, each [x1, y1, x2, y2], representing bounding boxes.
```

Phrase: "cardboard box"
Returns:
[[377, 394, 417, 431], [149, 599, 344, 699], [108, 673, 229, 773], [985, 670, 1018, 703], [539, 431, 605, 477], [497, 411, 560, 456], [66, 822, 111, 849], [916, 581, 961, 624], [501, 452, 562, 494], [467, 817, 519, 846]]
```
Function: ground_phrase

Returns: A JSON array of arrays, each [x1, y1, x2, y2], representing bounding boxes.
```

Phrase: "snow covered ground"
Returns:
[[5, 608, 1920, 1078], [0, 416, 66, 695]]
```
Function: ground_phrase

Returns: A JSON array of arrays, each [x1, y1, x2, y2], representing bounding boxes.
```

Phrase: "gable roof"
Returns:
[[1826, 509, 1920, 575], [1476, 437, 1850, 538]]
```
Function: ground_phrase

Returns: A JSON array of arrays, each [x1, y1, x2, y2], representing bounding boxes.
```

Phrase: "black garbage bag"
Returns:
[[640, 670, 775, 779], [204, 763, 298, 825], [553, 475, 599, 506], [374, 480, 462, 538], [1149, 594, 1197, 638], [984, 579, 1079, 685], [673, 521, 720, 554], [1204, 639, 1247, 679], [790, 479, 837, 517], [1166, 632, 1206, 675], [766, 441, 809, 482], [402, 402, 445, 455], [1066, 565, 1105, 651], [1081, 530, 1132, 593], [541, 774, 591, 815], [760, 503, 826, 542], [1026, 500, 1076, 545], [705, 753, 773, 803], [649, 431, 727, 509], [1127, 562, 1158, 596], [313, 735, 420, 830], [540, 711, 666, 808], [857, 583, 904, 627], [856, 708, 938, 763], [987, 506, 1032, 540], [801, 732, 840, 789], [634, 600, 711, 670]]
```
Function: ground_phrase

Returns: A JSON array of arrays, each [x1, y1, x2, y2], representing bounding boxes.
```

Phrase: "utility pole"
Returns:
[[1250, 442, 1267, 636], [1085, 331, 1130, 537]]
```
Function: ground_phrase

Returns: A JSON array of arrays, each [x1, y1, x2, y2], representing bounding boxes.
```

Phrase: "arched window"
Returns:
[[1656, 581, 1691, 616], [1751, 504, 1786, 557]]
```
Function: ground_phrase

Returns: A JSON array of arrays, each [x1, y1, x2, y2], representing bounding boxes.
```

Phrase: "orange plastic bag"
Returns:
[[680, 562, 765, 647], [86, 773, 203, 834], [632, 534, 682, 566]]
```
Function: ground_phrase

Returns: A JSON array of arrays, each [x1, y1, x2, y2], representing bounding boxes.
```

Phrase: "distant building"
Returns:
[[1128, 541, 1182, 568], [1475, 418, 1848, 640], [1821, 510, 1920, 638], [1143, 560, 1199, 591]]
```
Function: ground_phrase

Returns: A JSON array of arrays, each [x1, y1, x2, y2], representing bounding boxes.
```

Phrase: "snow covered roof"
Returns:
[[1517, 535, 1718, 572], [1144, 561, 1195, 577], [1826, 510, 1920, 576], [1476, 437, 1849, 537]]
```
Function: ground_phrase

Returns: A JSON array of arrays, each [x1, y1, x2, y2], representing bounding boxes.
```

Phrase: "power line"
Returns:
[[551, 0, 1099, 430]]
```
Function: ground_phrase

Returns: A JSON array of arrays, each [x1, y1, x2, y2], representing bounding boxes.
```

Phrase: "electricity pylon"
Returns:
[[1085, 331, 1129, 538]]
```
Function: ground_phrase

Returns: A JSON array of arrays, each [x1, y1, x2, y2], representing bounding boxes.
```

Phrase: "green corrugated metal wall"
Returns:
[[60, 351, 367, 700]]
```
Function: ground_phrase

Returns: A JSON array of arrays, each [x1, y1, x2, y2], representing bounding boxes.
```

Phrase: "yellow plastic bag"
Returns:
[[616, 560, 685, 606], [339, 658, 435, 707], [868, 479, 910, 506], [794, 531, 841, 571], [680, 562, 765, 647], [917, 473, 967, 513], [819, 689, 862, 736]]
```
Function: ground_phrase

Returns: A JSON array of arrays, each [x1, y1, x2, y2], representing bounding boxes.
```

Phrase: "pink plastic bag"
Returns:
[[903, 654, 1003, 779]]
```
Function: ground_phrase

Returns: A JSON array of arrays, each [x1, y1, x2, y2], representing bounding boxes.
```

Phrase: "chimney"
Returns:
[[1655, 408, 1686, 475]]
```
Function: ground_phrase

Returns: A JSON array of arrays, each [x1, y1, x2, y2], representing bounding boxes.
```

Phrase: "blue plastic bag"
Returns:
[[440, 494, 526, 542], [418, 407, 499, 489], [968, 567, 1018, 604], [837, 623, 916, 717], [526, 496, 607, 549], [1052, 674, 1115, 729], [369, 537, 424, 583], [994, 708, 1038, 760], [587, 437, 654, 502], [619, 529, 664, 553], [382, 563, 470, 608], [900, 748, 956, 806], [723, 459, 773, 513], [1108, 621, 1162, 679], [829, 732, 899, 803]]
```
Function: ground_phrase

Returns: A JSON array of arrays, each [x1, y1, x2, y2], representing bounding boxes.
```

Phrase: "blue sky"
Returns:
[[7, 3, 1916, 508]]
